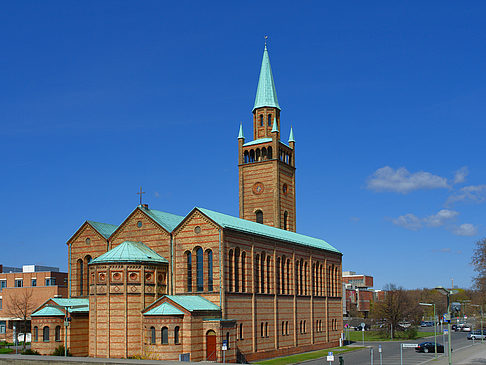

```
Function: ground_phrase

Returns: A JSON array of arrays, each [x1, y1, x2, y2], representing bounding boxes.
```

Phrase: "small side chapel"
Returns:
[[31, 45, 343, 362]]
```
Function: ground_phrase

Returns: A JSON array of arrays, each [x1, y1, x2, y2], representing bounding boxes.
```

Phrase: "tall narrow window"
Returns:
[[268, 114, 272, 126], [256, 210, 263, 224], [266, 256, 271, 293], [207, 250, 213, 291], [265, 322, 268, 337], [304, 262, 308, 295], [286, 259, 290, 294], [276, 258, 281, 294], [161, 327, 168, 344], [235, 248, 240, 292], [84, 255, 92, 295], [260, 114, 264, 126], [78, 259, 83, 296], [255, 255, 260, 293], [186, 251, 192, 292], [281, 255, 286, 294], [174, 326, 180, 344], [260, 253, 265, 293], [241, 252, 246, 292], [150, 327, 156, 344], [196, 247, 203, 292], [281, 321, 285, 336], [43, 326, 49, 342], [239, 323, 243, 340], [295, 260, 299, 295], [33, 327, 38, 342], [283, 211, 288, 230], [299, 259, 303, 295], [228, 250, 234, 292], [226, 332, 230, 348], [286, 321, 289, 335], [55, 325, 61, 341], [261, 322, 264, 337], [267, 146, 273, 159]]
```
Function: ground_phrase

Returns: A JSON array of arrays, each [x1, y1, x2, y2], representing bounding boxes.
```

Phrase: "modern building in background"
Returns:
[[31, 45, 344, 361], [0, 264, 67, 342], [342, 271, 383, 318]]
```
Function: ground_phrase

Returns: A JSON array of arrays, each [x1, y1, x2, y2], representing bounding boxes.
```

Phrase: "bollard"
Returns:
[[339, 355, 344, 365]]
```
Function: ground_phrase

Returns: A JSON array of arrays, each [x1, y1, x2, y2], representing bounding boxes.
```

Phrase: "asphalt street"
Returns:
[[304, 329, 475, 365]]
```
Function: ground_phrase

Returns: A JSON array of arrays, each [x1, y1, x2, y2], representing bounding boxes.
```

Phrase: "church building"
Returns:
[[31, 45, 343, 362]]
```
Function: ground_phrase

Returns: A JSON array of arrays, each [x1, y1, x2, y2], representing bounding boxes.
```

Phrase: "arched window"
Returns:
[[312, 263, 316, 296], [33, 326, 38, 342], [281, 255, 286, 295], [43, 326, 49, 342], [235, 248, 240, 292], [161, 327, 168, 344], [261, 322, 264, 337], [228, 249, 234, 292], [299, 259, 303, 295], [150, 326, 156, 344], [295, 260, 299, 295], [262, 147, 267, 160], [283, 211, 288, 230], [185, 251, 192, 292], [239, 323, 243, 340], [77, 259, 83, 296], [260, 114, 263, 126], [250, 149, 255, 163], [55, 325, 61, 342], [266, 256, 271, 293], [276, 257, 281, 294], [265, 322, 268, 337], [196, 247, 203, 292], [286, 321, 289, 335], [174, 326, 180, 344], [244, 150, 249, 163], [256, 210, 263, 224], [268, 146, 273, 159], [260, 253, 265, 293], [268, 114, 272, 125], [281, 321, 285, 335], [286, 259, 290, 294], [304, 320, 306, 333], [255, 254, 260, 293], [299, 321, 302, 334], [207, 250, 213, 291], [84, 255, 92, 295], [226, 332, 230, 348], [304, 262, 308, 295], [241, 252, 246, 292], [256, 148, 261, 162]]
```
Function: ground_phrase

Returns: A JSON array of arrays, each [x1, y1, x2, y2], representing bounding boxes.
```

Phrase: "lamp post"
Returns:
[[470, 304, 484, 344], [435, 286, 456, 365], [419, 302, 437, 358]]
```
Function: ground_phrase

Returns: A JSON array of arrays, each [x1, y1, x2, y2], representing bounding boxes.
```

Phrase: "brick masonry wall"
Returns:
[[31, 316, 64, 355]]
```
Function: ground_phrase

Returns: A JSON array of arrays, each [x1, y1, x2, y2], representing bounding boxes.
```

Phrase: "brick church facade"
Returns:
[[31, 45, 343, 361]]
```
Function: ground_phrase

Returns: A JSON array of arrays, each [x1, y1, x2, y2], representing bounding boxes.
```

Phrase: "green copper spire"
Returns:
[[288, 126, 295, 143], [271, 116, 279, 133], [253, 45, 281, 111], [238, 123, 244, 139]]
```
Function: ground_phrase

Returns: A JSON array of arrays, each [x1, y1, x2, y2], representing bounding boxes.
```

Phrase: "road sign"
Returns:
[[222, 340, 228, 351], [379, 345, 382, 353], [326, 351, 334, 362], [402, 343, 418, 348], [444, 329, 448, 334]]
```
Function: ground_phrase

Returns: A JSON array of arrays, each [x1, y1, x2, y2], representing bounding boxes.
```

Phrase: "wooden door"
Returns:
[[206, 330, 217, 361]]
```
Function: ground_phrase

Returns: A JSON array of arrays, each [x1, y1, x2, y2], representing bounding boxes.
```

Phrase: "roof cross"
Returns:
[[137, 186, 145, 206]]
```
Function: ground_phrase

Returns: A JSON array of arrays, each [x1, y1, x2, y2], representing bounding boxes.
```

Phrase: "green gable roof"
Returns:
[[140, 206, 184, 232], [90, 241, 168, 265], [253, 45, 280, 111], [164, 295, 220, 312], [197, 208, 341, 254], [87, 221, 118, 239], [52, 298, 89, 313], [144, 302, 185, 316], [243, 138, 272, 147], [31, 306, 65, 317]]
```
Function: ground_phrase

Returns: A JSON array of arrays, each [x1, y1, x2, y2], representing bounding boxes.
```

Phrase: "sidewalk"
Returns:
[[422, 343, 486, 364]]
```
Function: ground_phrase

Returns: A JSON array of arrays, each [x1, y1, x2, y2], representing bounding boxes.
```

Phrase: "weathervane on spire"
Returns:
[[264, 35, 268, 47]]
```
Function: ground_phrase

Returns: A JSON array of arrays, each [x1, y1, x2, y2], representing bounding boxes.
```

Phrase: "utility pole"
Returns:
[[419, 302, 437, 359]]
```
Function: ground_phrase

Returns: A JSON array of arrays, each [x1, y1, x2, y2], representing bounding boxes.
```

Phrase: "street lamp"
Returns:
[[470, 304, 484, 344], [419, 302, 437, 358], [435, 286, 456, 365]]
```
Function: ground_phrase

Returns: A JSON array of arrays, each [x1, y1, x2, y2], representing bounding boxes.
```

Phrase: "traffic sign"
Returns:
[[402, 343, 418, 348], [378, 344, 382, 353], [444, 329, 448, 334], [222, 340, 228, 351], [326, 351, 334, 362]]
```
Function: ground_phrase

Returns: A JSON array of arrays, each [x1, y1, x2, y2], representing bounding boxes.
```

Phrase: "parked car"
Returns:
[[354, 324, 370, 331], [461, 325, 472, 332], [420, 321, 434, 327], [467, 330, 486, 340], [415, 342, 445, 353]]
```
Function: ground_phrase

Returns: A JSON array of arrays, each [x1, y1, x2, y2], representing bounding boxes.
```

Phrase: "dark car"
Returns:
[[354, 324, 370, 331], [415, 342, 445, 353]]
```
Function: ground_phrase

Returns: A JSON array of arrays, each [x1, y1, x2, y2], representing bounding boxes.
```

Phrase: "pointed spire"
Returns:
[[271, 116, 279, 133], [253, 44, 280, 111], [238, 123, 245, 139], [288, 126, 295, 143]]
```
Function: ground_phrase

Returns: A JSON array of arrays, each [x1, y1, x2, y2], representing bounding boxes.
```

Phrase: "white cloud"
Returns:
[[392, 213, 422, 230], [446, 185, 486, 205], [453, 223, 478, 236], [423, 209, 459, 227], [453, 166, 468, 184], [392, 209, 458, 231], [367, 166, 449, 193]]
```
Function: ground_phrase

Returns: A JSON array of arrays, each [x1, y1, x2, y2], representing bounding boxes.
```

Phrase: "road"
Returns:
[[304, 329, 476, 365]]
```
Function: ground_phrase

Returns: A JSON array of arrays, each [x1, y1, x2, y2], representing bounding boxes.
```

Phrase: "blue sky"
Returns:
[[1, 1, 485, 290]]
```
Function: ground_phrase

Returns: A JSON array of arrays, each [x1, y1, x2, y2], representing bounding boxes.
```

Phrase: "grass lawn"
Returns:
[[0, 348, 14, 354], [254, 346, 365, 365], [347, 330, 433, 342]]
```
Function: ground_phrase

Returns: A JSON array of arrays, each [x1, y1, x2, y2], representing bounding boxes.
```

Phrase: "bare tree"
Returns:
[[472, 238, 486, 294], [6, 289, 37, 350]]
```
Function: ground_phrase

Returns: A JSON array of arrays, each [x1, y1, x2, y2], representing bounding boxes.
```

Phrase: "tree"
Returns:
[[370, 284, 420, 339], [6, 289, 37, 350], [472, 238, 486, 294]]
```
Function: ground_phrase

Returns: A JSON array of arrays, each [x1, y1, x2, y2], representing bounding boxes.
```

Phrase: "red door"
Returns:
[[206, 330, 217, 361]]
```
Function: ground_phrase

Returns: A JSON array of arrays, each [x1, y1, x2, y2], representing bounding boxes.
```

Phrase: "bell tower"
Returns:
[[238, 45, 296, 232]]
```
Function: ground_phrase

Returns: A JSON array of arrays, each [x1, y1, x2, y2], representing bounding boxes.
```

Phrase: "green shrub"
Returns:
[[52, 345, 72, 356], [405, 326, 418, 339], [21, 349, 40, 355]]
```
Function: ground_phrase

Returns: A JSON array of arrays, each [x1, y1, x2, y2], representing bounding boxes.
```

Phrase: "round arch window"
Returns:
[[137, 221, 143, 228]]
